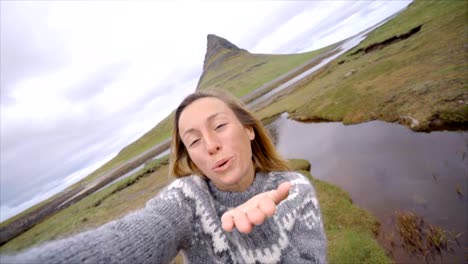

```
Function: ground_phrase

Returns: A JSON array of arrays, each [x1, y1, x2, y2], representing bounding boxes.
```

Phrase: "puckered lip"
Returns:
[[212, 156, 234, 170]]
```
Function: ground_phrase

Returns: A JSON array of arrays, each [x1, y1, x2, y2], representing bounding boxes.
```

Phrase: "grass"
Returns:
[[0, 156, 171, 253], [70, 113, 174, 187], [380, 210, 463, 263], [289, 161, 391, 263], [1, 159, 391, 264], [198, 47, 329, 98], [256, 0, 467, 132]]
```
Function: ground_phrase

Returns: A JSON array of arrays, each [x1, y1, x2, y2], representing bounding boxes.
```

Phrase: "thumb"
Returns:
[[269, 182, 291, 205]]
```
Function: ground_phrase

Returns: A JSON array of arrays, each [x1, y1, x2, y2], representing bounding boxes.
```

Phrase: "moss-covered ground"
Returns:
[[256, 0, 467, 132]]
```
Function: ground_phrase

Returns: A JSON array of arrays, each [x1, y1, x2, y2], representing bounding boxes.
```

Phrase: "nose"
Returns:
[[205, 132, 221, 155]]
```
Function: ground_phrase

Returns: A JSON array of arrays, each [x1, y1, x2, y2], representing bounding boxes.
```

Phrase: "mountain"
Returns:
[[196, 34, 329, 97], [201, 34, 247, 72], [2, 1, 466, 259]]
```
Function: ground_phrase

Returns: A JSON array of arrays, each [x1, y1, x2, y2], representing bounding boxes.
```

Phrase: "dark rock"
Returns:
[[197, 34, 249, 89], [430, 117, 444, 128], [201, 34, 247, 72]]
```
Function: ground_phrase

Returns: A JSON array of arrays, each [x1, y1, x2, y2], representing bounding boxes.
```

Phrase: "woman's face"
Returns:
[[178, 97, 255, 192]]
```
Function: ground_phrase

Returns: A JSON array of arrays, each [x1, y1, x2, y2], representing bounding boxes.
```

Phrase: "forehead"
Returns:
[[178, 97, 236, 130]]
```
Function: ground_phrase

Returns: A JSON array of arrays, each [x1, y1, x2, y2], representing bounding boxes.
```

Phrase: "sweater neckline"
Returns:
[[207, 172, 268, 208]]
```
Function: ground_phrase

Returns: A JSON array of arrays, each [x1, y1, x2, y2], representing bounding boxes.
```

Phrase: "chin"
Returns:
[[221, 175, 241, 186], [215, 174, 241, 187]]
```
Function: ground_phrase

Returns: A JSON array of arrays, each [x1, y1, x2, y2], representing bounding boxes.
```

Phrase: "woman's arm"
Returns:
[[1, 193, 192, 264]]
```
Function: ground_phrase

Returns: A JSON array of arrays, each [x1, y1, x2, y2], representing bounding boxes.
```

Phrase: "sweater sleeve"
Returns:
[[1, 190, 193, 264], [281, 172, 327, 264]]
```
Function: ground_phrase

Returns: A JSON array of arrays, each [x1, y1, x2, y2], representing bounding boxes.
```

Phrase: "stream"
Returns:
[[246, 13, 396, 109], [274, 113, 467, 263], [95, 149, 172, 193]]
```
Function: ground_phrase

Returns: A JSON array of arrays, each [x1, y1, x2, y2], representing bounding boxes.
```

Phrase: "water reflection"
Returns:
[[274, 113, 467, 262], [95, 165, 144, 193], [152, 148, 170, 160]]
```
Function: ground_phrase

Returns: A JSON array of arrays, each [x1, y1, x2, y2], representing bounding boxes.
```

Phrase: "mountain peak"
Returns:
[[201, 34, 247, 71], [207, 34, 240, 51]]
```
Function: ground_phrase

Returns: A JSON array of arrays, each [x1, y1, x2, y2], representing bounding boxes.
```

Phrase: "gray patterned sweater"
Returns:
[[2, 171, 327, 264]]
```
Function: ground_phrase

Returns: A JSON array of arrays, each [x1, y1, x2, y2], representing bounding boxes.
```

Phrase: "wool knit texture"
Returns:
[[2, 171, 327, 264]]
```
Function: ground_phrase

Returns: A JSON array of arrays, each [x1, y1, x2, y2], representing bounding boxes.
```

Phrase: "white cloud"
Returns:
[[252, 1, 347, 53]]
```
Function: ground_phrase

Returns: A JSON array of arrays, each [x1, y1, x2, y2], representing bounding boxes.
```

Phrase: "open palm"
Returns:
[[221, 182, 291, 234]]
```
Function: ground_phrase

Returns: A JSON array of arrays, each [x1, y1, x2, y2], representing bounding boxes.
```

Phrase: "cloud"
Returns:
[[251, 1, 411, 54], [1, 118, 119, 205], [64, 62, 130, 102], [251, 1, 351, 53], [0, 151, 117, 221]]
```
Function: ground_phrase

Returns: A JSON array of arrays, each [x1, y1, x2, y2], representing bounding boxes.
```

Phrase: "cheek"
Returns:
[[237, 134, 253, 157], [188, 151, 208, 169]]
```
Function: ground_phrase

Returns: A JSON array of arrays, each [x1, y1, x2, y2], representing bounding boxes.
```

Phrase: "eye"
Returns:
[[189, 139, 200, 147], [215, 123, 227, 130]]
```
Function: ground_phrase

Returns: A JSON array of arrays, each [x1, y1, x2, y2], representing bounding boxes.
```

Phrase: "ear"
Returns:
[[245, 126, 255, 140]]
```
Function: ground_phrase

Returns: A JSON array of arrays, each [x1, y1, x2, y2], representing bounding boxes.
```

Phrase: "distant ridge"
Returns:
[[197, 34, 248, 89]]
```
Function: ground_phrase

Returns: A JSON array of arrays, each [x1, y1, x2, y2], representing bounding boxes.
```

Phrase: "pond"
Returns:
[[274, 113, 467, 263]]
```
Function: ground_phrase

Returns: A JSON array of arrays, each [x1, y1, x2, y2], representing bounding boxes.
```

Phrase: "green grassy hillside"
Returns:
[[256, 0, 467, 131], [197, 48, 328, 97]]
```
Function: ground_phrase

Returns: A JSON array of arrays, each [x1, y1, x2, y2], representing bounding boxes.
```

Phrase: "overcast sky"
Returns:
[[0, 1, 411, 222]]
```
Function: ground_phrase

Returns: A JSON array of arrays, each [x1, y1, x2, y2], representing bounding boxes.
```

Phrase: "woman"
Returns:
[[3, 90, 327, 263]]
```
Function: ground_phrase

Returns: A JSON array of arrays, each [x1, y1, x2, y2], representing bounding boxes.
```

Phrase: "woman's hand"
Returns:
[[221, 181, 291, 234]]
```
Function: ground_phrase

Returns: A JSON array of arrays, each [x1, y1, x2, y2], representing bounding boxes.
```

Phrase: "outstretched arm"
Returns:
[[1, 196, 192, 264]]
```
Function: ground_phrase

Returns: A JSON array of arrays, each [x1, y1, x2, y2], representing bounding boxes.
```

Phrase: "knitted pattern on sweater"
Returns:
[[2, 171, 327, 264]]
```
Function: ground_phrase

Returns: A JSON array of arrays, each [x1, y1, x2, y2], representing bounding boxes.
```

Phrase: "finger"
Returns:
[[232, 209, 253, 234], [246, 207, 267, 226], [269, 182, 291, 205], [221, 212, 235, 232], [258, 197, 276, 217]]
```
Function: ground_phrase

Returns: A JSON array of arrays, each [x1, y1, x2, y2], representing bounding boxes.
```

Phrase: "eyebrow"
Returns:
[[181, 112, 224, 138]]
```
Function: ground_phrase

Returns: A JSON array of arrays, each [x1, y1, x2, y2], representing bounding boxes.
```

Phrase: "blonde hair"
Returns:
[[170, 89, 290, 177]]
